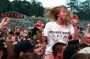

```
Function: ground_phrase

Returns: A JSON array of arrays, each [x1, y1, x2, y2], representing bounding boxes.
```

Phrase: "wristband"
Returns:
[[73, 24, 78, 26]]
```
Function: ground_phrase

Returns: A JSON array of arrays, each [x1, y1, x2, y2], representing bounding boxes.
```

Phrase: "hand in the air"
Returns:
[[1, 17, 12, 26], [35, 21, 44, 31], [72, 15, 78, 25], [87, 23, 90, 27]]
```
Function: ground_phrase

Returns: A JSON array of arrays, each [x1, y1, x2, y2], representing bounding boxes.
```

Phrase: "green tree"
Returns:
[[0, 0, 44, 17], [67, 0, 90, 20], [0, 0, 11, 12], [29, 0, 44, 17]]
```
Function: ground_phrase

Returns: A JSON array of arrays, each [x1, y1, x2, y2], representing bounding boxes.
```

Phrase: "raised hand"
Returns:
[[72, 14, 78, 26], [35, 21, 44, 31], [1, 17, 12, 27], [87, 23, 90, 27]]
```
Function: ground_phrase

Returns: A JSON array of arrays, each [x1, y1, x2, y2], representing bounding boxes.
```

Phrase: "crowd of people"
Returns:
[[0, 5, 90, 59]]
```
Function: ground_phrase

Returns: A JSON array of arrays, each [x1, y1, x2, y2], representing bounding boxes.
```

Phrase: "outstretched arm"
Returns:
[[35, 21, 47, 44], [72, 15, 79, 40], [84, 23, 90, 37]]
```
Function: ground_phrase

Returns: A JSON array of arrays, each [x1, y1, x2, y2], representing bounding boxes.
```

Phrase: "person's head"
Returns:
[[36, 21, 42, 26], [44, 5, 72, 26], [71, 47, 90, 59], [13, 40, 34, 59], [84, 23, 90, 43], [63, 44, 81, 59], [34, 40, 45, 57], [52, 42, 66, 59], [11, 36, 17, 42], [35, 20, 44, 29]]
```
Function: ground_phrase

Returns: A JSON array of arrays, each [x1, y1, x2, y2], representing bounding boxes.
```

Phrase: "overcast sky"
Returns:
[[9, 0, 66, 7]]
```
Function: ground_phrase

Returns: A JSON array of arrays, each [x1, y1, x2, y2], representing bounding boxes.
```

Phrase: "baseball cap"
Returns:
[[14, 40, 34, 54]]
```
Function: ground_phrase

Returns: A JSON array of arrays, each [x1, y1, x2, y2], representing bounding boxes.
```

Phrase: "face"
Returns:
[[59, 8, 68, 20], [57, 45, 66, 59], [34, 43, 44, 56], [36, 21, 42, 27], [11, 36, 16, 41], [22, 37, 26, 40], [37, 21, 41, 24]]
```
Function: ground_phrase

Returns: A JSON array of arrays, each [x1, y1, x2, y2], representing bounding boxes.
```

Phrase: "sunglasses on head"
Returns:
[[34, 46, 41, 49]]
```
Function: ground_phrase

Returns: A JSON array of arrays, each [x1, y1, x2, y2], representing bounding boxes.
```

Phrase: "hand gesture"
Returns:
[[87, 23, 90, 27], [1, 17, 11, 27], [35, 21, 44, 31], [72, 15, 78, 26]]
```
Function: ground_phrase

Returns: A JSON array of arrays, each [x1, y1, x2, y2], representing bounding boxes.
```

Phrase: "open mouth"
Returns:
[[39, 50, 42, 53]]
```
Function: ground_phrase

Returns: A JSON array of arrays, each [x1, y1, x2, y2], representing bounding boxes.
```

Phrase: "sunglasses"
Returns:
[[34, 46, 41, 49]]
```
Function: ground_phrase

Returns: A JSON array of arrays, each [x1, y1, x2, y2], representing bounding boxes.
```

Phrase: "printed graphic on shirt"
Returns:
[[48, 31, 70, 44], [45, 30, 70, 53]]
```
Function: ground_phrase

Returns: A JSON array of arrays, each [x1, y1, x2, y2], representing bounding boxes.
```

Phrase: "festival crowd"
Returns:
[[0, 5, 90, 59]]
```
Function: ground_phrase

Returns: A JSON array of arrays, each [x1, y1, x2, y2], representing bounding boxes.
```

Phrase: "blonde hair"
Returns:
[[44, 5, 73, 26]]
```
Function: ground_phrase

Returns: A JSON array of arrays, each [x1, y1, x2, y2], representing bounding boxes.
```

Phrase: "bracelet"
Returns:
[[73, 24, 78, 26]]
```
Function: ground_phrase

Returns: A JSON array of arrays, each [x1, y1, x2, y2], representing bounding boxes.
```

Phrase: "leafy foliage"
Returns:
[[67, 0, 90, 20], [0, 0, 44, 17]]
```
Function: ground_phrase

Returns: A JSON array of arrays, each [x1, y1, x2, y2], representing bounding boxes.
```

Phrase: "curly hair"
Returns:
[[44, 5, 73, 26]]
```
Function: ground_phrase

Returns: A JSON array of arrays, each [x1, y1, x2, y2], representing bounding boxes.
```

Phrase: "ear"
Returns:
[[19, 52, 24, 57], [57, 51, 62, 56], [57, 14, 59, 16]]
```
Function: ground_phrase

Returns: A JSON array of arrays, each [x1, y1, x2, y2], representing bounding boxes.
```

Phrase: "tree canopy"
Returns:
[[0, 0, 44, 17], [67, 0, 90, 20]]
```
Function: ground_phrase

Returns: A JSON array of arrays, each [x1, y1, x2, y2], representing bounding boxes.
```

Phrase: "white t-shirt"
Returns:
[[43, 21, 74, 55]]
